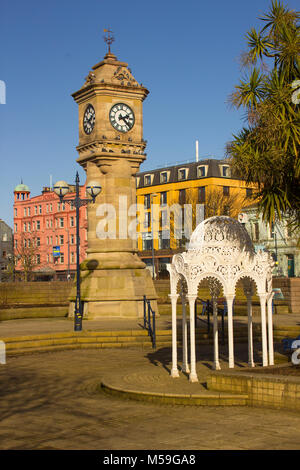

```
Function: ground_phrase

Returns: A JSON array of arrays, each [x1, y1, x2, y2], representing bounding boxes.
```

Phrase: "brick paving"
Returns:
[[1, 346, 300, 450]]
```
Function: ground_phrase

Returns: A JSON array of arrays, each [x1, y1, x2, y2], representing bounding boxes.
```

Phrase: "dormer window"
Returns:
[[160, 171, 168, 183], [220, 165, 231, 177], [144, 174, 152, 186], [178, 168, 188, 181], [197, 165, 208, 178]]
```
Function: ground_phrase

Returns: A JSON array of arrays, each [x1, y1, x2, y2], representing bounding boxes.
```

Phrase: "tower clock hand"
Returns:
[[120, 114, 131, 128]]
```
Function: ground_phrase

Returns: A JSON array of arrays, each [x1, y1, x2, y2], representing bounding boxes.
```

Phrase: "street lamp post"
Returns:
[[54, 172, 101, 332], [150, 194, 158, 280]]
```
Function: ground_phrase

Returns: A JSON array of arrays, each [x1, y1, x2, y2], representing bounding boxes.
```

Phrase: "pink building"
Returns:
[[13, 182, 88, 280]]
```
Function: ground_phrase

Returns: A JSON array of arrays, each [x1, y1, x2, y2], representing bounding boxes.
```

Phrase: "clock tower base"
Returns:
[[68, 262, 158, 319]]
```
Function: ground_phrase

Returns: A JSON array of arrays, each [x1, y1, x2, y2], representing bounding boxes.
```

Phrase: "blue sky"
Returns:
[[1, 0, 299, 227]]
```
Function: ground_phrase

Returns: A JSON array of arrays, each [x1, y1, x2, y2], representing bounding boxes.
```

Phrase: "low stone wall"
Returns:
[[273, 278, 300, 314], [0, 277, 296, 320], [0, 282, 72, 320], [207, 366, 300, 411]]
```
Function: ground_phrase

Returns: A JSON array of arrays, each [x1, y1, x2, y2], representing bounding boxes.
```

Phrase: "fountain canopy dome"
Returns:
[[188, 216, 255, 255]]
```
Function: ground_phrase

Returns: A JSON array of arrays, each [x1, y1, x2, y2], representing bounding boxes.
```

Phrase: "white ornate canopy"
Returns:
[[167, 216, 275, 383]]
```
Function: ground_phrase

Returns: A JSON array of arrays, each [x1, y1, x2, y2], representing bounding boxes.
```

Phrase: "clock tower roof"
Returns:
[[72, 51, 149, 101]]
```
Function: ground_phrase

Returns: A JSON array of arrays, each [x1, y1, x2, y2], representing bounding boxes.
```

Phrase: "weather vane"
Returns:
[[103, 28, 115, 54]]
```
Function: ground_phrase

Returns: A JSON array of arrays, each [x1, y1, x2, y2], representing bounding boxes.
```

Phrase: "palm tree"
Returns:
[[227, 0, 300, 232]]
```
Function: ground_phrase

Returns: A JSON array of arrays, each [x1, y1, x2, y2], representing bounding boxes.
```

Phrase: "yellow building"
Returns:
[[136, 158, 256, 277]]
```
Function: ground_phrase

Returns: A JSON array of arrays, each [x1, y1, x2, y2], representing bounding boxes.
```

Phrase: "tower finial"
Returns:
[[103, 28, 115, 54]]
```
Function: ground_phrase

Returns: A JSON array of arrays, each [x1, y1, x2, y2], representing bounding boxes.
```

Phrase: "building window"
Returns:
[[38, 205, 42, 214], [246, 188, 253, 198], [14, 223, 17, 233], [160, 172, 168, 183], [179, 189, 186, 205], [59, 217, 64, 228], [60, 253, 64, 263], [50, 236, 53, 245], [71, 252, 75, 264], [70, 216, 74, 227], [286, 224, 292, 238], [24, 208, 27, 216], [34, 206, 37, 215], [270, 221, 275, 239], [46, 237, 49, 245], [46, 220, 49, 229], [71, 234, 75, 245], [36, 237, 40, 247], [14, 208, 17, 217], [160, 210, 168, 228], [144, 194, 151, 210], [160, 192, 167, 205], [144, 174, 152, 186], [62, 202, 65, 211], [15, 240, 18, 248], [24, 223, 27, 232], [50, 203, 52, 212], [36, 220, 40, 230], [50, 219, 53, 228], [223, 186, 230, 197], [198, 186, 206, 203], [178, 168, 187, 181], [27, 223, 31, 232], [197, 166, 206, 177], [57, 202, 61, 211], [59, 235, 64, 245], [142, 234, 153, 250], [159, 231, 170, 249], [144, 212, 151, 229], [221, 165, 230, 177], [28, 207, 31, 216], [36, 254, 41, 264], [254, 222, 259, 241]]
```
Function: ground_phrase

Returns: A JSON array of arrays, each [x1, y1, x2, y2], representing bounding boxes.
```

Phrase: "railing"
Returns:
[[195, 298, 227, 345], [143, 295, 156, 349]]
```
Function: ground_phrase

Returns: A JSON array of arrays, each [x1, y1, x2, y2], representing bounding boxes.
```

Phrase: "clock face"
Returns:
[[83, 104, 95, 135], [109, 103, 135, 133]]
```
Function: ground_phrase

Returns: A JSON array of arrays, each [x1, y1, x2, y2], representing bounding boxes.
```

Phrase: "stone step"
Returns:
[[100, 381, 249, 406]]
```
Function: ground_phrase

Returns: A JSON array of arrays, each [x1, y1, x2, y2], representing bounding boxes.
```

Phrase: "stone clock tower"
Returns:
[[70, 42, 157, 319]]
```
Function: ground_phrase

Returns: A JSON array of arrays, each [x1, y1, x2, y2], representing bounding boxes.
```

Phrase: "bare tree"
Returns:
[[15, 233, 40, 281], [203, 187, 245, 219]]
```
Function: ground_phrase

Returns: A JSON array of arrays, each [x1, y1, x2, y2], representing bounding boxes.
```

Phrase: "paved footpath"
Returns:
[[1, 313, 300, 337], [1, 346, 300, 450], [1, 314, 300, 450]]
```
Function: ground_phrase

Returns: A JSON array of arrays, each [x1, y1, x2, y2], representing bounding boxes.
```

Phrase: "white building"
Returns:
[[241, 203, 299, 278]]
